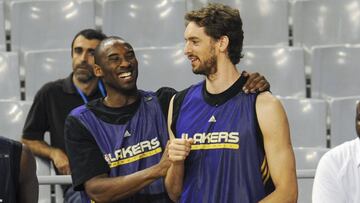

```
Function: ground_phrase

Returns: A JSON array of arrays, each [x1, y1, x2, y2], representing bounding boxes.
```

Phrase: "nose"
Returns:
[[184, 42, 192, 56], [120, 58, 130, 68], [80, 51, 89, 63]]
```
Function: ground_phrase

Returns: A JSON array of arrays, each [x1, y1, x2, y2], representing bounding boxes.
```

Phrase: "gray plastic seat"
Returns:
[[0, 100, 31, 141], [207, 0, 289, 46], [136, 46, 203, 91], [0, 0, 5, 51], [102, 0, 186, 48], [239, 46, 306, 97], [311, 45, 360, 99], [294, 147, 329, 203], [293, 0, 360, 48], [10, 0, 95, 52], [10, 0, 95, 75], [0, 52, 20, 100], [329, 96, 360, 147], [280, 98, 327, 147], [24, 49, 71, 101]]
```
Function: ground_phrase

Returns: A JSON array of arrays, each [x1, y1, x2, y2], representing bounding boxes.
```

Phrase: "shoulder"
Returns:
[[69, 104, 89, 117], [321, 139, 358, 167], [255, 91, 282, 111], [34, 78, 66, 98]]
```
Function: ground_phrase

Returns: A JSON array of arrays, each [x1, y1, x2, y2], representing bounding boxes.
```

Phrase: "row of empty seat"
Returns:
[[1, 0, 360, 51], [2, 44, 360, 101]]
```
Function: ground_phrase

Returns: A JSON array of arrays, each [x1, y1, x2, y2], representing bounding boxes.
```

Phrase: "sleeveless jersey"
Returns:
[[70, 91, 171, 203], [175, 82, 275, 203], [0, 136, 22, 203]]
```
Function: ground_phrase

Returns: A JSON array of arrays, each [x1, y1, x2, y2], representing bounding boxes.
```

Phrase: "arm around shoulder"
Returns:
[[256, 92, 298, 203]]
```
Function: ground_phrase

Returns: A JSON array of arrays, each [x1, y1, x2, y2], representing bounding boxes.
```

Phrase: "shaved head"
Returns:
[[94, 36, 127, 67]]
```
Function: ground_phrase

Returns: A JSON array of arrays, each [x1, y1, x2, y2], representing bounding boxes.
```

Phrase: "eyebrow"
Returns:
[[185, 36, 200, 41]]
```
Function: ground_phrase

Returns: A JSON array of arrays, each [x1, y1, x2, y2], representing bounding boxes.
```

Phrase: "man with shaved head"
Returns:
[[64, 36, 271, 202]]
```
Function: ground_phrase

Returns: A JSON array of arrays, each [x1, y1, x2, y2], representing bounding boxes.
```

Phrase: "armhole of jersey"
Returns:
[[170, 88, 190, 138], [253, 93, 265, 151], [167, 96, 176, 140]]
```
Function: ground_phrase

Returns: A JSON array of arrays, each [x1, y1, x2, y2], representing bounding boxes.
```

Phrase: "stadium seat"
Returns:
[[207, 0, 289, 46], [0, 0, 5, 51], [102, 0, 186, 48], [239, 46, 306, 97], [10, 0, 95, 51], [311, 45, 360, 99], [329, 96, 360, 147], [136, 46, 203, 91], [0, 100, 31, 141], [293, 0, 360, 48], [24, 49, 71, 101], [0, 52, 21, 100], [10, 0, 95, 74], [294, 147, 329, 203], [280, 98, 327, 147]]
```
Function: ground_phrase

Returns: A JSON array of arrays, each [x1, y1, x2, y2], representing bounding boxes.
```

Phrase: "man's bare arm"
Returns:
[[18, 144, 38, 203], [84, 149, 170, 202], [256, 92, 298, 203], [22, 138, 70, 174]]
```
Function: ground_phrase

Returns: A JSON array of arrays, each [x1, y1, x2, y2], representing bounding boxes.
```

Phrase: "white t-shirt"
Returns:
[[312, 138, 360, 203]]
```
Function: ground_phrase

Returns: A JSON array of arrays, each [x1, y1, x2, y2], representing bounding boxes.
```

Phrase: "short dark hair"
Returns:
[[71, 29, 107, 56], [185, 3, 244, 65]]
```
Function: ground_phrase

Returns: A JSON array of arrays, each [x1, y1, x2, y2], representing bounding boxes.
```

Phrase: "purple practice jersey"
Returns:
[[70, 91, 170, 203], [176, 82, 275, 203]]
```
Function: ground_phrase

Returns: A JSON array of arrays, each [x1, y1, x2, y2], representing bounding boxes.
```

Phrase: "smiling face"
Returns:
[[184, 22, 218, 76], [95, 38, 138, 95]]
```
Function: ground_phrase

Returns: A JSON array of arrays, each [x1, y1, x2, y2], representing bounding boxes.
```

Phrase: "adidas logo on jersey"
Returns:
[[124, 130, 131, 137], [208, 115, 216, 123]]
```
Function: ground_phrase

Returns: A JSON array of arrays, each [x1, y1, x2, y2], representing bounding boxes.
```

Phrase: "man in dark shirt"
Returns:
[[21, 29, 107, 201]]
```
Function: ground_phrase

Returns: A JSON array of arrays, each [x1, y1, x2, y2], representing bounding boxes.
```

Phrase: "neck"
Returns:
[[205, 57, 240, 94], [103, 88, 139, 108], [72, 76, 98, 96]]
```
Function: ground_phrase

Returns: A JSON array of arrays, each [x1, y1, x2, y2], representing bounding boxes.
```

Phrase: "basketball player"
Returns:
[[165, 3, 298, 203]]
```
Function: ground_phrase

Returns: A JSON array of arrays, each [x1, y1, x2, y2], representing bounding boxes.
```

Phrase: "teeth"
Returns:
[[119, 72, 132, 78]]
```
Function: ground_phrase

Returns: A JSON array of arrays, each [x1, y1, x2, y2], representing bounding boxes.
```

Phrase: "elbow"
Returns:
[[86, 190, 114, 203], [279, 184, 298, 203], [168, 191, 181, 203]]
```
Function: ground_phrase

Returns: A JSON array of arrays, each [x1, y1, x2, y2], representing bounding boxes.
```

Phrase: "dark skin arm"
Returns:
[[243, 72, 270, 93], [84, 146, 171, 203], [18, 144, 38, 203]]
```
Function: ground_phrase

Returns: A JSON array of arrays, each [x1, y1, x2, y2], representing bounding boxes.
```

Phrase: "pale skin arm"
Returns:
[[18, 144, 38, 203], [165, 139, 192, 202], [84, 147, 171, 203], [256, 92, 298, 203], [22, 138, 70, 175]]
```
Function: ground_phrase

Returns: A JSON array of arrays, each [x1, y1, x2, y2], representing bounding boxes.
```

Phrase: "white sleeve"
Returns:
[[312, 151, 346, 203]]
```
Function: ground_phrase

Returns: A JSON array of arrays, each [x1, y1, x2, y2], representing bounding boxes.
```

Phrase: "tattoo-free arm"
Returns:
[[256, 92, 298, 203]]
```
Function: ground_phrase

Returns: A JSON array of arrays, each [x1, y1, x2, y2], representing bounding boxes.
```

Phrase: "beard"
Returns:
[[73, 64, 96, 83], [192, 48, 217, 76]]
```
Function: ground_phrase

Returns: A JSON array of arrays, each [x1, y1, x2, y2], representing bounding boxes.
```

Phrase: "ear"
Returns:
[[94, 64, 104, 77], [218, 36, 229, 53]]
